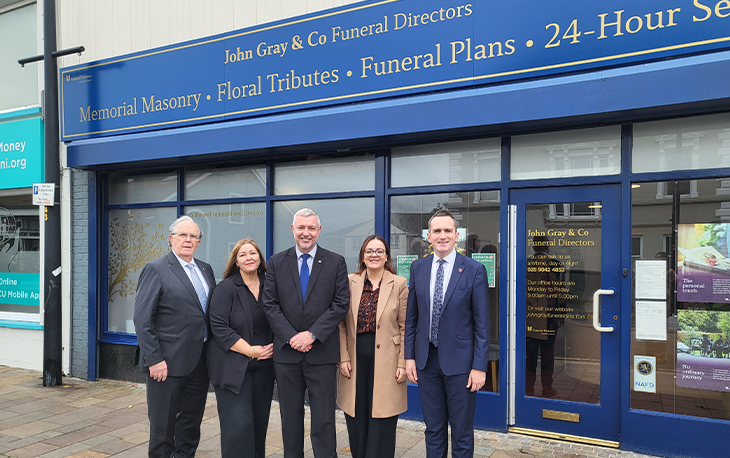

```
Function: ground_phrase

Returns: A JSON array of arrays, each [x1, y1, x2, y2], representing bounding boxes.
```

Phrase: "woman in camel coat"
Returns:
[[337, 235, 409, 458]]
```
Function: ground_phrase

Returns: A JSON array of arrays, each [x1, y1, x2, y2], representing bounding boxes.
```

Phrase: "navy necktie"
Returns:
[[431, 259, 446, 347], [300, 253, 310, 302]]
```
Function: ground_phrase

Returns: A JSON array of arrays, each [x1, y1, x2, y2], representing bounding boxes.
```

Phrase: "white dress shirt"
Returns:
[[172, 251, 210, 298], [429, 249, 457, 334], [295, 244, 318, 274]]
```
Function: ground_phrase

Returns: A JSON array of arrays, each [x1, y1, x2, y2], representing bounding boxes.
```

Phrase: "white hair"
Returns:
[[169, 215, 202, 238], [292, 208, 321, 226]]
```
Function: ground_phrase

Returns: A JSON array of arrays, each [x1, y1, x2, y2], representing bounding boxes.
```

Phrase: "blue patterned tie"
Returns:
[[186, 264, 208, 312], [300, 253, 310, 303], [431, 259, 446, 347]]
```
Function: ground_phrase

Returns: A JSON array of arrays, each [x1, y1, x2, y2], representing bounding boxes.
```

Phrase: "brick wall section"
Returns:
[[71, 169, 90, 379]]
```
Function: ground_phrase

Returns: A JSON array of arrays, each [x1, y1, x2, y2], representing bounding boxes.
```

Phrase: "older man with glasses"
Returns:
[[134, 215, 217, 458]]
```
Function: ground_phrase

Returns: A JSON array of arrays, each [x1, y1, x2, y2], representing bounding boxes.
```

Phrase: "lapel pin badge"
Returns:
[[459, 268, 463, 273], [318, 260, 322, 263]]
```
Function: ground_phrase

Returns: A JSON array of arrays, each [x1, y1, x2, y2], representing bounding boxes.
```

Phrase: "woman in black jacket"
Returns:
[[207, 238, 274, 458]]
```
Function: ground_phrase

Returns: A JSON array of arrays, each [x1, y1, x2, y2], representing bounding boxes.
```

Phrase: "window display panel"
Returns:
[[273, 198, 374, 272], [107, 207, 176, 334], [108, 171, 178, 205], [390, 192, 501, 392], [511, 126, 621, 180], [633, 113, 730, 174], [391, 138, 501, 188], [525, 202, 601, 401], [631, 178, 730, 420], [185, 202, 266, 281], [0, 196, 40, 316], [274, 155, 374, 195], [184, 165, 266, 200]]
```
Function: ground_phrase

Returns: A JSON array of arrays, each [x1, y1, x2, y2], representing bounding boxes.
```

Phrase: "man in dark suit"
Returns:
[[405, 209, 490, 458], [263, 208, 349, 458], [134, 215, 216, 458]]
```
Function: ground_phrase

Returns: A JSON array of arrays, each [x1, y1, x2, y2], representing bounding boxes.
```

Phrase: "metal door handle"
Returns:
[[592, 289, 615, 333]]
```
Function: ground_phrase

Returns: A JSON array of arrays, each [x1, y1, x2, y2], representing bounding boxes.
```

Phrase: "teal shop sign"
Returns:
[[0, 118, 44, 190], [0, 273, 40, 306]]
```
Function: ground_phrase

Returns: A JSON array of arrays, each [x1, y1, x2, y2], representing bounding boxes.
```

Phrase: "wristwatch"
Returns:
[[310, 332, 316, 341]]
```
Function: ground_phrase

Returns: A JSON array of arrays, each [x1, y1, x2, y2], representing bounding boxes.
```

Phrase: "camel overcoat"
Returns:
[[336, 270, 408, 418]]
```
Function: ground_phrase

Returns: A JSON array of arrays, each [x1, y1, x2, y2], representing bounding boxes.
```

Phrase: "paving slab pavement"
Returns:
[[0, 366, 657, 458]]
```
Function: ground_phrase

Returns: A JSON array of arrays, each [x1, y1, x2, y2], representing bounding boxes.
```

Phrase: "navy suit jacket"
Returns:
[[263, 245, 350, 364], [134, 251, 216, 377], [404, 252, 490, 375]]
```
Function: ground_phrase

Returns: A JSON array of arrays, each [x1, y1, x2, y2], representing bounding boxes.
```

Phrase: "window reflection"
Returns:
[[631, 178, 730, 420], [274, 155, 374, 195], [185, 203, 266, 282], [108, 171, 177, 205], [392, 138, 501, 187], [273, 198, 374, 272], [633, 113, 730, 173], [511, 126, 620, 180], [525, 205, 600, 402], [185, 166, 266, 200], [391, 192, 500, 392]]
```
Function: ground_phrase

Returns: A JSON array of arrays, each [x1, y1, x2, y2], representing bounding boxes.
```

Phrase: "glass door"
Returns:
[[510, 185, 621, 444]]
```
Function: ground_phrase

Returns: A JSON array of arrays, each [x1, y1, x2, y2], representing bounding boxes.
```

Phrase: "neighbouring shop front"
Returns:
[[61, 1, 730, 456], [0, 110, 44, 369]]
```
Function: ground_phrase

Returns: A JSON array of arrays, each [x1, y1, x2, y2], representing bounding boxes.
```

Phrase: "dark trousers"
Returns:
[[275, 359, 337, 458], [526, 335, 556, 394], [345, 333, 398, 458], [214, 361, 275, 458], [145, 348, 209, 458], [417, 343, 476, 458]]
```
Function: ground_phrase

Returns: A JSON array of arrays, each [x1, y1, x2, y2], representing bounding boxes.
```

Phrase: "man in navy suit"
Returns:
[[405, 209, 490, 458], [134, 216, 216, 458], [263, 208, 350, 458]]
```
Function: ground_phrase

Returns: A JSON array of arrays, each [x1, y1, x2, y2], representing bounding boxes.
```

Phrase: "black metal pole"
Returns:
[[43, 0, 63, 387]]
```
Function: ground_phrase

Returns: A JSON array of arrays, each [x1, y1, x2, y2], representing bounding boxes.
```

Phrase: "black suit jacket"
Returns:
[[263, 246, 350, 364], [134, 251, 216, 377], [207, 272, 272, 394]]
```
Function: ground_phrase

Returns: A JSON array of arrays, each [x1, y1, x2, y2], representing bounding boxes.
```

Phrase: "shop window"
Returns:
[[274, 155, 374, 195], [631, 236, 643, 259], [633, 113, 730, 173], [391, 138, 500, 188], [273, 198, 374, 272], [184, 165, 266, 200], [656, 180, 697, 199], [511, 126, 621, 180], [184, 202, 266, 280], [548, 202, 601, 220], [106, 207, 176, 334], [631, 177, 730, 420], [0, 3, 38, 110], [390, 191, 501, 392], [108, 171, 177, 205], [0, 195, 40, 319]]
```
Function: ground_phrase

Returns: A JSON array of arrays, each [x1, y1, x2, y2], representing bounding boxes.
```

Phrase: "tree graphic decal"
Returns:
[[108, 214, 167, 302]]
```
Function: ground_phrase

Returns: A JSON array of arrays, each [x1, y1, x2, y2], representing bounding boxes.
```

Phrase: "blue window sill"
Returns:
[[0, 320, 43, 330]]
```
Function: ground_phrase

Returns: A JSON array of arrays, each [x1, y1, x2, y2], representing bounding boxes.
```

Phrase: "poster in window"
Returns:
[[677, 223, 730, 303], [676, 309, 730, 392]]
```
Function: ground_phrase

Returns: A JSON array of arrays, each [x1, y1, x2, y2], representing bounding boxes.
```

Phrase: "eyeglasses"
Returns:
[[173, 232, 201, 241], [364, 249, 386, 256]]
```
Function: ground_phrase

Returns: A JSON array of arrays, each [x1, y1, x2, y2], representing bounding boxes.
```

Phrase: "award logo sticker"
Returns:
[[634, 356, 656, 393]]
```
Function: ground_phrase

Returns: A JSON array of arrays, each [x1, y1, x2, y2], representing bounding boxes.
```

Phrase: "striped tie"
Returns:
[[186, 263, 208, 312]]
